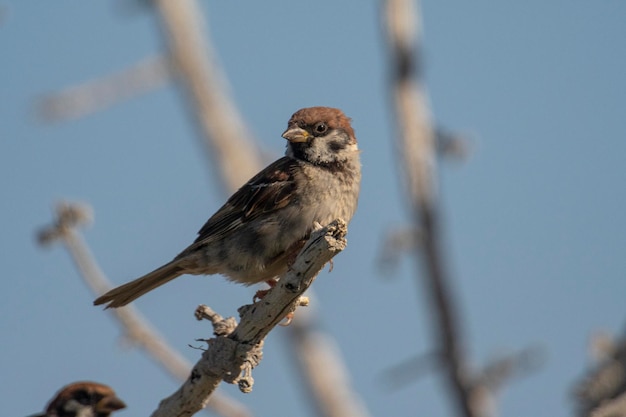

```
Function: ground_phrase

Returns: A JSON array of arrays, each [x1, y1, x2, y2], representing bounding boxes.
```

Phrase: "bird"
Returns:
[[94, 106, 361, 308], [31, 381, 126, 417]]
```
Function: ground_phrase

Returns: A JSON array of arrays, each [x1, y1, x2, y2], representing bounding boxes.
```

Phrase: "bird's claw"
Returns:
[[253, 279, 278, 302]]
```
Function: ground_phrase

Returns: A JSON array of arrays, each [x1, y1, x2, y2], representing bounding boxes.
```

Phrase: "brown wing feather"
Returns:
[[190, 156, 299, 247]]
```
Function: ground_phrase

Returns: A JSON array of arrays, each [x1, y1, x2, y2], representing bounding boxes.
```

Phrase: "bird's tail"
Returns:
[[94, 261, 184, 309]]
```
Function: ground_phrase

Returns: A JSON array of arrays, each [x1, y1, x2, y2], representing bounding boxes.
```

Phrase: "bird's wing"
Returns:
[[191, 156, 299, 247]]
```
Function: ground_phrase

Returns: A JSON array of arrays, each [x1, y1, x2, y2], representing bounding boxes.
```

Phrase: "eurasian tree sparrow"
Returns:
[[94, 107, 361, 308], [31, 381, 126, 417]]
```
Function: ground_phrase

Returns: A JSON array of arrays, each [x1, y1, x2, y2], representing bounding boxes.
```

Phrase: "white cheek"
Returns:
[[309, 139, 333, 163]]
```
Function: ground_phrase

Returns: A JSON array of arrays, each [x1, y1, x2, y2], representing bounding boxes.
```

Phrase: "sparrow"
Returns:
[[31, 381, 126, 417], [94, 106, 361, 308]]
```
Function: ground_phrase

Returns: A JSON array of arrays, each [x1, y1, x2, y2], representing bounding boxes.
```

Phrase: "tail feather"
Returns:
[[94, 261, 184, 308]]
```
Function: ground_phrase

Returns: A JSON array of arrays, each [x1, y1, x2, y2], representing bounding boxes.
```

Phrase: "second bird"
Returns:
[[94, 106, 362, 308]]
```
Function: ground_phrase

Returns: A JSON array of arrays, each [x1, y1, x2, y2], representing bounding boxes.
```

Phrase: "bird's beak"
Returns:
[[96, 396, 127, 413], [282, 127, 309, 143]]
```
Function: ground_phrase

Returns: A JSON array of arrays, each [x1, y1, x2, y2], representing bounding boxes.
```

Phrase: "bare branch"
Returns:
[[36, 55, 171, 123], [574, 327, 626, 417], [435, 127, 472, 162], [382, 1, 485, 416], [381, 351, 442, 389], [150, 219, 348, 417], [286, 309, 373, 417], [382, 346, 543, 395], [37, 201, 254, 417], [376, 226, 421, 275], [477, 347, 545, 393], [152, 0, 265, 193]]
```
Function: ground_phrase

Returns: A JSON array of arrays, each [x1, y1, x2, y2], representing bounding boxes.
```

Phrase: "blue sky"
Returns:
[[2, 1, 626, 417]]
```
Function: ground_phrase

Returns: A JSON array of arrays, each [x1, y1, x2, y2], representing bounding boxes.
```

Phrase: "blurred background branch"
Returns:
[[152, 0, 264, 193], [380, 1, 550, 414], [287, 308, 372, 417], [573, 326, 626, 417], [382, 0, 487, 415], [36, 55, 171, 123]]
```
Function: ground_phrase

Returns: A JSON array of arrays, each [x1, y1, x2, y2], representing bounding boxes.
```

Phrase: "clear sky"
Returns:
[[2, 1, 626, 417]]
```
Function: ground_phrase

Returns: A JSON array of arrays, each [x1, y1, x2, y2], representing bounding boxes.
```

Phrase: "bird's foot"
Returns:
[[253, 278, 278, 302], [280, 312, 295, 326]]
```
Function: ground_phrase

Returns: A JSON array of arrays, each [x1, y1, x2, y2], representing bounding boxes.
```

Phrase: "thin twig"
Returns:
[[36, 55, 171, 122], [37, 202, 254, 417]]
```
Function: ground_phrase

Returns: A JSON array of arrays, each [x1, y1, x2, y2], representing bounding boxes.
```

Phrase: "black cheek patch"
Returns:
[[328, 140, 346, 152], [290, 143, 308, 161]]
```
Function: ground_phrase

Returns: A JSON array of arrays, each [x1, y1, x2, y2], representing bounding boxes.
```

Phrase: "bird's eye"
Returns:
[[74, 390, 91, 405], [314, 122, 328, 135]]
